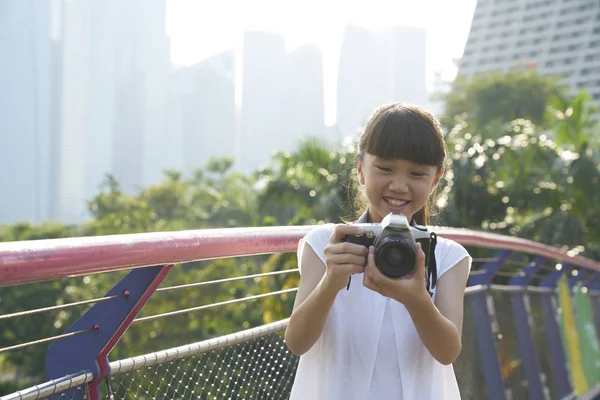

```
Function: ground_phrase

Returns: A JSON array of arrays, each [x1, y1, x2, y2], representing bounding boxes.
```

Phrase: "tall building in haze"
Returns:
[[0, 0, 62, 224], [237, 32, 327, 173], [58, 0, 170, 222], [284, 44, 327, 148], [458, 0, 600, 102], [336, 25, 428, 138], [238, 31, 288, 172], [168, 50, 236, 172]]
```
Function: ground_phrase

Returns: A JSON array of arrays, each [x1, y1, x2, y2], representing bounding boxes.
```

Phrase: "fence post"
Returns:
[[45, 265, 173, 400], [569, 268, 588, 289], [539, 264, 572, 399], [467, 250, 511, 400], [509, 256, 546, 400], [587, 274, 600, 338]]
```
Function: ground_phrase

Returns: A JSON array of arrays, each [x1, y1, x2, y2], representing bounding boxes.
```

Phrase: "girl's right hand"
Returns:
[[322, 224, 369, 292]]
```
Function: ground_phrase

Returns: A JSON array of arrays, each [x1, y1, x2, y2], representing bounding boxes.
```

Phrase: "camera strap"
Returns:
[[426, 232, 438, 296]]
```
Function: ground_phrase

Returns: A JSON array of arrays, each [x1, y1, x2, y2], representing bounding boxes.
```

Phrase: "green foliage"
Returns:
[[256, 137, 358, 226], [0, 156, 265, 387], [437, 69, 569, 132], [2, 70, 600, 393]]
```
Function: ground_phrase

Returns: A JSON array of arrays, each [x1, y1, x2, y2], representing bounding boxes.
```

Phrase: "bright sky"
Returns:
[[165, 0, 477, 124]]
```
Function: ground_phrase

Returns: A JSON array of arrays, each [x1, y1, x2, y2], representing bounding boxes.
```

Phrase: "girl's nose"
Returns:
[[388, 178, 408, 193]]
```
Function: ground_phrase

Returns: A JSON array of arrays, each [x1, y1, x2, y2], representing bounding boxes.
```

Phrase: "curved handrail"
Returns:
[[0, 225, 598, 287]]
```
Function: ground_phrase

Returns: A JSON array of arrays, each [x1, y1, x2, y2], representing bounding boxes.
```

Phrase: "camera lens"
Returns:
[[384, 247, 405, 266], [374, 236, 416, 279]]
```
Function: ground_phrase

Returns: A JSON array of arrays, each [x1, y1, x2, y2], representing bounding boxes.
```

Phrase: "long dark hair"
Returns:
[[354, 102, 447, 225]]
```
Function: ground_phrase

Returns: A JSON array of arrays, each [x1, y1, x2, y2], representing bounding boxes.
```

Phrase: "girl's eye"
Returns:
[[411, 171, 426, 177], [376, 166, 392, 172]]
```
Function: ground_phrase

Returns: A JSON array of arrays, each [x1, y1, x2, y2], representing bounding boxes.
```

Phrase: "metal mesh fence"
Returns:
[[592, 293, 600, 339], [106, 324, 298, 400], [102, 288, 550, 400], [527, 291, 560, 400], [6, 287, 600, 400], [491, 290, 529, 400], [50, 386, 89, 400], [1, 372, 93, 400], [454, 291, 488, 400]]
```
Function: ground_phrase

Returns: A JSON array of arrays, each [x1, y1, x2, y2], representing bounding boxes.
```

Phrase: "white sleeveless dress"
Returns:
[[288, 223, 471, 400]]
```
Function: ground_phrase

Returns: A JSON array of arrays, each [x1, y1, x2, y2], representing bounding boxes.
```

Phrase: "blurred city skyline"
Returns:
[[6, 0, 594, 226], [165, 0, 477, 124], [3, 0, 449, 224]]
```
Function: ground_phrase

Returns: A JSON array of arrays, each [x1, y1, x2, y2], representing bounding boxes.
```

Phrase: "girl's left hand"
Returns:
[[362, 242, 430, 307]]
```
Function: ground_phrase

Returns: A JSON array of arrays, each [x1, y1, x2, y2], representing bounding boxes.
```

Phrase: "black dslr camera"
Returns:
[[342, 213, 438, 293]]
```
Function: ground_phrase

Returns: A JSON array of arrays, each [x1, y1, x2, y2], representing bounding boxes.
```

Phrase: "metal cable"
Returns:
[[156, 269, 299, 293], [134, 288, 298, 323], [471, 257, 500, 263], [1, 371, 94, 400], [0, 293, 127, 321], [108, 319, 290, 375], [495, 271, 526, 277], [0, 327, 98, 354]]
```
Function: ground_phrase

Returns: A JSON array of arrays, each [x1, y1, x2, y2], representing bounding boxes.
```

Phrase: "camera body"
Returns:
[[342, 213, 436, 287]]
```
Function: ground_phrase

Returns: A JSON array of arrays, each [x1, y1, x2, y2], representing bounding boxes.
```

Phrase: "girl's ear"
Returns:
[[356, 156, 365, 185], [430, 167, 444, 194]]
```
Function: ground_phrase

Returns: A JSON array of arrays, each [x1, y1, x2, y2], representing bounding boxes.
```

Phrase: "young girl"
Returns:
[[285, 103, 472, 399]]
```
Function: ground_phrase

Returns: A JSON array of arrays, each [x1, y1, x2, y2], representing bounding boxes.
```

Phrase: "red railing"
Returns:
[[1, 224, 599, 400], [1, 225, 599, 287]]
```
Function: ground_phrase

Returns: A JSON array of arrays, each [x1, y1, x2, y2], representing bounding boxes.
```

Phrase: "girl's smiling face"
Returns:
[[354, 103, 447, 225], [357, 154, 443, 224]]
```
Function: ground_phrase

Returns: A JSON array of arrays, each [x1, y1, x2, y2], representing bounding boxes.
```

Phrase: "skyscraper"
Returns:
[[381, 26, 429, 109], [236, 32, 328, 173], [58, 0, 91, 223], [57, 0, 171, 221], [284, 44, 326, 148], [238, 31, 288, 172], [336, 25, 429, 139], [169, 50, 236, 172], [458, 0, 600, 103], [106, 0, 171, 193], [336, 25, 386, 139], [0, 0, 62, 224], [0, 0, 171, 224]]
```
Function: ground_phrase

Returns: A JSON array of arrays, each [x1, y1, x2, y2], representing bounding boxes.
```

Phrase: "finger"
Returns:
[[324, 242, 368, 259], [366, 246, 378, 278], [362, 270, 381, 293], [411, 243, 426, 279], [337, 242, 369, 256], [362, 270, 373, 288], [329, 223, 365, 244], [349, 264, 367, 274], [325, 242, 367, 256], [416, 243, 426, 269], [338, 264, 366, 275], [327, 253, 368, 266]]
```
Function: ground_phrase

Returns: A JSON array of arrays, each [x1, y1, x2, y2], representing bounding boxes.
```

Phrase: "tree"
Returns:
[[256, 137, 357, 226], [2, 103, 599, 387], [0, 223, 83, 380], [0, 157, 266, 384], [433, 69, 599, 261], [440, 94, 600, 261], [436, 69, 569, 132]]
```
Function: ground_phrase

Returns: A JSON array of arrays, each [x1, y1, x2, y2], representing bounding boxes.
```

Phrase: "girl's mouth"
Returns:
[[384, 197, 410, 211]]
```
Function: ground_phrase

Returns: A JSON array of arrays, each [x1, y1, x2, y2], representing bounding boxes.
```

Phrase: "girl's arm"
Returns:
[[362, 243, 471, 365], [285, 225, 368, 356], [403, 257, 471, 365], [284, 245, 338, 356]]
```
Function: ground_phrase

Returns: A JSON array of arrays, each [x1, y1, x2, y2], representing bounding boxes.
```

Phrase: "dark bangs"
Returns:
[[359, 104, 446, 169]]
